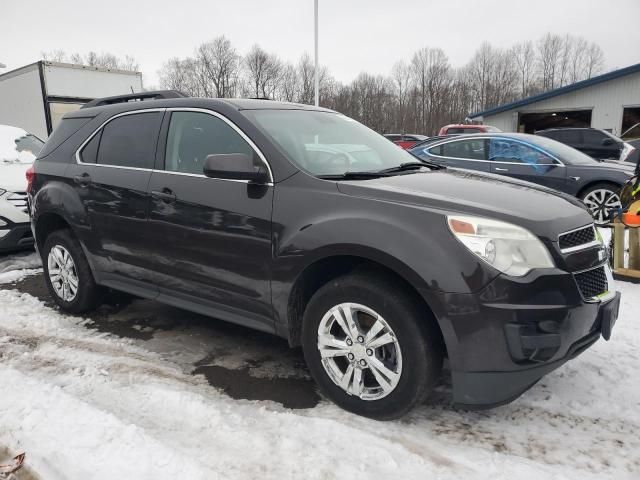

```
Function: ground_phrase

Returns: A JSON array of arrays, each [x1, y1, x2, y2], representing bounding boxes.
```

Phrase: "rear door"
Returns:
[[66, 110, 164, 284], [145, 109, 275, 330], [488, 137, 567, 192], [422, 138, 490, 172]]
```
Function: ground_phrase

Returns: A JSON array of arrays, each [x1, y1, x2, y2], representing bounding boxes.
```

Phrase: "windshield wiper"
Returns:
[[317, 171, 389, 180], [377, 161, 442, 174], [406, 153, 446, 169]]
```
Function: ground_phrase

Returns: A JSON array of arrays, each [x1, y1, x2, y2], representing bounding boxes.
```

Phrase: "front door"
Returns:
[[488, 137, 567, 193], [146, 110, 274, 331], [67, 110, 164, 284]]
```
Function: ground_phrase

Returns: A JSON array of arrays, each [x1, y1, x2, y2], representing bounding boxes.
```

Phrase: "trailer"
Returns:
[[0, 61, 143, 139]]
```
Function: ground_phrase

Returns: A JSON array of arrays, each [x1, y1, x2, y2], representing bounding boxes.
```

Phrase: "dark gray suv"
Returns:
[[28, 92, 620, 419]]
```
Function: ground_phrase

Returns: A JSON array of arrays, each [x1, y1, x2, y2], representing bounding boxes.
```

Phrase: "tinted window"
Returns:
[[582, 129, 607, 145], [558, 130, 582, 144], [530, 135, 598, 165], [39, 117, 92, 158], [385, 135, 401, 142], [97, 112, 163, 169], [80, 130, 102, 164], [447, 127, 482, 134], [489, 138, 556, 165], [165, 111, 255, 175], [434, 139, 488, 160]]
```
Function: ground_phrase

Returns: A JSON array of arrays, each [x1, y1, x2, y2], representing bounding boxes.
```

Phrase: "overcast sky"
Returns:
[[2, 0, 639, 87]]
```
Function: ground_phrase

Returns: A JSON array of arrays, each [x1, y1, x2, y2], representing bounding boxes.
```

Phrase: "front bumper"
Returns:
[[427, 263, 621, 409]]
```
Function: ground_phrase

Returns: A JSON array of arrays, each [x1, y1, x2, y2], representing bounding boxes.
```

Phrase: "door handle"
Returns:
[[151, 188, 177, 203], [73, 173, 92, 187], [494, 167, 509, 172]]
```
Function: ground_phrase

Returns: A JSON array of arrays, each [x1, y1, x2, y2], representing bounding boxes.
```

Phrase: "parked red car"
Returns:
[[383, 133, 428, 149], [438, 124, 501, 135]]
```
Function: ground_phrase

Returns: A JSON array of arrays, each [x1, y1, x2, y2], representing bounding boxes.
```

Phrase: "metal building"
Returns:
[[469, 63, 640, 139]]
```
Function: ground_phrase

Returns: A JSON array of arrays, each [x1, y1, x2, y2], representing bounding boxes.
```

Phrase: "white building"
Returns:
[[469, 63, 640, 139], [0, 61, 143, 139]]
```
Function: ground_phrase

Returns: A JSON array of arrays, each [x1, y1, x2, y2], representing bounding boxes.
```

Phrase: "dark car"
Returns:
[[410, 133, 634, 225], [536, 127, 637, 165], [28, 92, 620, 419], [383, 133, 427, 149]]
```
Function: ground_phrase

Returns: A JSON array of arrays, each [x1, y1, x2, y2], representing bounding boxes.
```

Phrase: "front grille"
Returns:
[[559, 225, 596, 251], [6, 192, 28, 214], [574, 266, 608, 299]]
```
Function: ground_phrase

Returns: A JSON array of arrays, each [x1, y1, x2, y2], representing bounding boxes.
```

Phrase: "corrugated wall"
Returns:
[[483, 72, 640, 135]]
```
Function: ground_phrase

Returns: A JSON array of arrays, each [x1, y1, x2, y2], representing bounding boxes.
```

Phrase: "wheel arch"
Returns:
[[284, 249, 447, 357], [577, 180, 623, 199]]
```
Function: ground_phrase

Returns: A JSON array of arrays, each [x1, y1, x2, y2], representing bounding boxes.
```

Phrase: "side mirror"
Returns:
[[601, 138, 615, 146], [203, 153, 269, 184]]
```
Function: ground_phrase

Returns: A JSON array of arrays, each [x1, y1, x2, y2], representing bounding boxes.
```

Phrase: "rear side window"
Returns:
[[38, 117, 93, 159], [559, 130, 582, 144], [432, 139, 488, 160], [582, 130, 607, 145], [97, 112, 163, 169], [447, 127, 481, 134], [164, 111, 255, 175]]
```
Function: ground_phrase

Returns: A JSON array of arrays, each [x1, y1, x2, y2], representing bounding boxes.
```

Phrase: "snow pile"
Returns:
[[0, 125, 38, 164], [0, 252, 41, 284], [0, 270, 638, 479]]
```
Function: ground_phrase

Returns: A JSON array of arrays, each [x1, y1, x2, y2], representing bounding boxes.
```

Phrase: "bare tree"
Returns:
[[41, 49, 67, 62], [585, 43, 605, 78], [196, 36, 240, 98], [243, 45, 282, 98], [391, 60, 412, 132], [158, 57, 201, 96], [511, 41, 537, 97], [537, 33, 563, 90]]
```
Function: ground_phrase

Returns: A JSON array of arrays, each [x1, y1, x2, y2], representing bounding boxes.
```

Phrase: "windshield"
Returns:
[[243, 110, 418, 176], [0, 125, 44, 164], [529, 135, 600, 165]]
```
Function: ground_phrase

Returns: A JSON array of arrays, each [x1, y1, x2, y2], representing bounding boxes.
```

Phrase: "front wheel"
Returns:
[[302, 272, 442, 420], [580, 183, 622, 225]]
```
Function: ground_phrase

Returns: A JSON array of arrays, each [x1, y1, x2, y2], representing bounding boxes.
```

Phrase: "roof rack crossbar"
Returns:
[[81, 90, 187, 109]]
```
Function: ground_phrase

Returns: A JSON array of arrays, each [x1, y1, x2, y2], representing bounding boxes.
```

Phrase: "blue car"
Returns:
[[410, 133, 635, 224]]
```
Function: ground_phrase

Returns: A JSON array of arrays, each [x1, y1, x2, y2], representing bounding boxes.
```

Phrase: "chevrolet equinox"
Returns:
[[27, 91, 621, 419]]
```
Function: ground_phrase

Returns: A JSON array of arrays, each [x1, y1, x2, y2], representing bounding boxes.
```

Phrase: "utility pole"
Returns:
[[314, 0, 319, 106]]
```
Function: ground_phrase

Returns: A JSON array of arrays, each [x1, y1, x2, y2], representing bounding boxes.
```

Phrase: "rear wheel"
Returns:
[[302, 272, 442, 419], [580, 183, 622, 225], [42, 229, 103, 313]]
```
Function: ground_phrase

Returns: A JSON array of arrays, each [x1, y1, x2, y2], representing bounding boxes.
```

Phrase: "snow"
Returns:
[[0, 255, 639, 479]]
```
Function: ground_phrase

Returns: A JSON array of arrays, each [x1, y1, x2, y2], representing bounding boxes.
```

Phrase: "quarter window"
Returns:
[[489, 138, 557, 165], [97, 112, 163, 169], [165, 111, 255, 175], [80, 130, 102, 164]]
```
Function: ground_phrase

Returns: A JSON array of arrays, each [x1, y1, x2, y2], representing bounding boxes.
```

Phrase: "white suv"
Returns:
[[0, 125, 43, 252]]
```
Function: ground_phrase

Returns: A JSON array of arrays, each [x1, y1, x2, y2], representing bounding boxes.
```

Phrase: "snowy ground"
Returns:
[[0, 251, 638, 479]]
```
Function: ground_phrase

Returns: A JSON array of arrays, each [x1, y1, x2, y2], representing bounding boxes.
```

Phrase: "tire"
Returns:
[[301, 272, 442, 420], [42, 229, 103, 313], [579, 182, 622, 226]]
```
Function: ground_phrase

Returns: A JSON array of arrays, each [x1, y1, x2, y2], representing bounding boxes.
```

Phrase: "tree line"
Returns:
[[43, 33, 607, 136]]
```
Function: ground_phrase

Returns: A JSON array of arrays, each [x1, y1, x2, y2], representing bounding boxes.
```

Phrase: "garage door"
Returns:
[[519, 110, 592, 134]]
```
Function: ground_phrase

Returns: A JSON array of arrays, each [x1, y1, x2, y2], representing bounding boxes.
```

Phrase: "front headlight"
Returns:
[[447, 215, 555, 277]]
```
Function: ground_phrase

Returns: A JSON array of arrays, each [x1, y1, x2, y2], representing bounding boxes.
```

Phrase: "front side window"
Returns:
[[165, 111, 255, 175], [430, 139, 488, 160], [489, 138, 556, 165], [97, 112, 163, 169]]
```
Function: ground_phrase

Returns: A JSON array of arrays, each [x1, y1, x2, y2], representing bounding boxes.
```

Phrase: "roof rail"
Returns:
[[81, 90, 187, 109]]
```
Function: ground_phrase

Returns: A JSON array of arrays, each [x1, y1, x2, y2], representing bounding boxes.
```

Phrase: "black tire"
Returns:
[[42, 229, 103, 313], [301, 272, 442, 420], [579, 182, 622, 226]]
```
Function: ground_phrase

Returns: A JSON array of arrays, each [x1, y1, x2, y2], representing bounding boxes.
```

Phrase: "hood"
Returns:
[[0, 163, 31, 193], [336, 169, 594, 240]]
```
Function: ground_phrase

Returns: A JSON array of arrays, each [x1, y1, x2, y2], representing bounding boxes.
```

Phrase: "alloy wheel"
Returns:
[[47, 245, 79, 302], [317, 302, 402, 401], [582, 189, 621, 225]]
